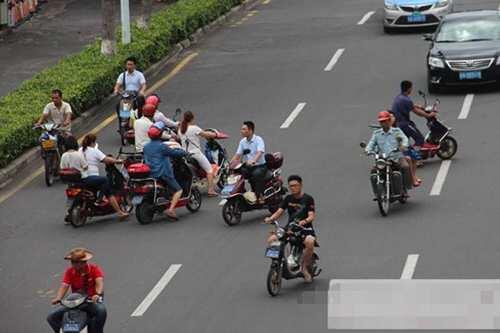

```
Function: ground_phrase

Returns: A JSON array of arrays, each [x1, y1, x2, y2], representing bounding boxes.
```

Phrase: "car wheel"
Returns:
[[383, 26, 393, 34]]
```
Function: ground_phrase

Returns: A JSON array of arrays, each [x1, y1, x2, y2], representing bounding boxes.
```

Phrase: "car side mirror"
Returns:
[[359, 142, 367, 148], [422, 33, 433, 41]]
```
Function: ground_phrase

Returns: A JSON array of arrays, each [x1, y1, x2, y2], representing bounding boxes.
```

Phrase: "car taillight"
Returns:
[[66, 188, 82, 198], [134, 186, 150, 194]]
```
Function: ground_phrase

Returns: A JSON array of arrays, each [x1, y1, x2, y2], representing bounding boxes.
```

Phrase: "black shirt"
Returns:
[[280, 193, 315, 223]]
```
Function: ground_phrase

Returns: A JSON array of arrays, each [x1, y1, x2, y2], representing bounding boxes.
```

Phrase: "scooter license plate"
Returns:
[[63, 323, 81, 332], [265, 247, 280, 259], [132, 196, 143, 205], [221, 184, 235, 197], [119, 110, 131, 118], [66, 199, 74, 209]]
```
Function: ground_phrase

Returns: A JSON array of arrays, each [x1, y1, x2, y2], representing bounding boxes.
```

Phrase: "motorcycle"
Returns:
[[59, 163, 133, 228], [360, 141, 409, 217], [117, 91, 138, 146], [127, 156, 202, 224], [34, 123, 64, 187], [186, 128, 230, 190], [219, 151, 286, 226], [411, 90, 458, 161], [57, 293, 102, 333], [265, 220, 321, 296]]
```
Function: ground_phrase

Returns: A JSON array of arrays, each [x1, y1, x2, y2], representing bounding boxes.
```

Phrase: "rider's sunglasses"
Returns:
[[71, 260, 84, 265]]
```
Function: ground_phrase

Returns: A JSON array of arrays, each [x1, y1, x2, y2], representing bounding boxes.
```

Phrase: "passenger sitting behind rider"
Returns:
[[265, 175, 316, 283], [365, 111, 413, 191], [143, 122, 187, 220]]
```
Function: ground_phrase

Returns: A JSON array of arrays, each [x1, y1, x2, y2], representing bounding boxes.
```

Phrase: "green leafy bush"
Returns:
[[0, 0, 242, 168]]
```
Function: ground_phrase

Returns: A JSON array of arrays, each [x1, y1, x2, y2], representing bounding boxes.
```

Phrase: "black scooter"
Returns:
[[58, 293, 102, 333], [264, 220, 321, 296]]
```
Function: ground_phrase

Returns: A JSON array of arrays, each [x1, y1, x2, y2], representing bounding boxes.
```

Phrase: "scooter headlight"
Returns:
[[376, 159, 387, 170], [276, 228, 285, 239], [61, 297, 86, 309], [428, 57, 445, 69]]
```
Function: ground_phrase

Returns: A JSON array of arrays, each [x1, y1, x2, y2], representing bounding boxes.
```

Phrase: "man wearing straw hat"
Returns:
[[46, 248, 107, 333]]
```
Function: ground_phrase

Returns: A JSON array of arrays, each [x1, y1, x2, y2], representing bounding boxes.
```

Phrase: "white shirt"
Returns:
[[236, 134, 266, 165], [153, 111, 178, 128], [178, 125, 203, 154], [79, 146, 106, 176], [134, 117, 153, 152], [60, 150, 88, 178], [43, 101, 72, 132], [116, 70, 146, 92]]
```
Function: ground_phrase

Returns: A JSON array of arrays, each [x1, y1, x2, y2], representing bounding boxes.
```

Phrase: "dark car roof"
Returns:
[[443, 10, 500, 22]]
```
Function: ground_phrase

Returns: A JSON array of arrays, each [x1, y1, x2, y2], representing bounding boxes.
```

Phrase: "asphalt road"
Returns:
[[2, 0, 500, 332]]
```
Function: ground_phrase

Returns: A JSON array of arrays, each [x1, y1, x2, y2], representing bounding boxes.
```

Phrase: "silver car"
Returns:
[[384, 0, 453, 32]]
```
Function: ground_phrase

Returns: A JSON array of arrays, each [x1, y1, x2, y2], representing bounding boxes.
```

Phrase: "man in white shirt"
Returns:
[[134, 104, 156, 153], [114, 57, 146, 95], [37, 89, 73, 133]]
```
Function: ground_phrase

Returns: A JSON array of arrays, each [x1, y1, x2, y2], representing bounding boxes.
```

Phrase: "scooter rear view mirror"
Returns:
[[359, 142, 367, 148]]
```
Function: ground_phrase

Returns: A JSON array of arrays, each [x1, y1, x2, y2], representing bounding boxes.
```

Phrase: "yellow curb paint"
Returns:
[[0, 52, 199, 206]]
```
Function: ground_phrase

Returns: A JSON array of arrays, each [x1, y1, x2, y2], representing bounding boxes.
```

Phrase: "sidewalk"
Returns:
[[0, 0, 171, 99]]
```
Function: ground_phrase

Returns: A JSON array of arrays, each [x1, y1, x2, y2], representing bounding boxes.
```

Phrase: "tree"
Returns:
[[136, 0, 153, 29], [101, 0, 117, 56]]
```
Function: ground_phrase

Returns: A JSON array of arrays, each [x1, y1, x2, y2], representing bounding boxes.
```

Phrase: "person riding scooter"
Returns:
[[392, 80, 437, 155], [230, 121, 267, 203], [265, 175, 316, 283], [143, 122, 187, 220], [145, 94, 178, 128], [47, 248, 106, 333], [365, 111, 413, 192]]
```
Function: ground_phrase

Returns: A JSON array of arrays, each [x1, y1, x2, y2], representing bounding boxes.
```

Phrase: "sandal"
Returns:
[[165, 210, 179, 221], [207, 192, 218, 197]]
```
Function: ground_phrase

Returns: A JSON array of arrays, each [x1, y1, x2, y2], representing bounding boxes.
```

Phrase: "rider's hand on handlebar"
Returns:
[[298, 220, 308, 227], [264, 217, 273, 224], [91, 295, 101, 303], [51, 298, 61, 305], [428, 111, 437, 118]]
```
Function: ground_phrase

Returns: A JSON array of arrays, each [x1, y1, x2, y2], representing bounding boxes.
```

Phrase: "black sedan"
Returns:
[[425, 10, 500, 93]]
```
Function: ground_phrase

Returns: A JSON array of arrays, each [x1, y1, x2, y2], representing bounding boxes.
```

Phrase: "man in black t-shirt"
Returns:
[[265, 175, 316, 282]]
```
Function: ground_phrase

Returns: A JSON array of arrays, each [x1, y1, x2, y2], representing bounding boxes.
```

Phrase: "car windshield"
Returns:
[[436, 17, 500, 42]]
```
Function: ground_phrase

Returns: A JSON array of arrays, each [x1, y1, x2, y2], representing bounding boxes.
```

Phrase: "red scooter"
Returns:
[[127, 156, 202, 224], [59, 164, 133, 228], [219, 152, 286, 226], [409, 91, 458, 161]]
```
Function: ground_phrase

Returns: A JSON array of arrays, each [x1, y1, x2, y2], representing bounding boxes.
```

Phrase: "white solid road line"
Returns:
[[131, 264, 182, 317], [280, 102, 307, 128], [357, 11, 375, 25], [400, 254, 419, 280], [458, 94, 474, 119], [429, 160, 452, 196], [323, 48, 345, 72]]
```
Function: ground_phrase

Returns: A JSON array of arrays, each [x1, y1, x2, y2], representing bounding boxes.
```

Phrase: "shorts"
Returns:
[[190, 151, 212, 174], [160, 175, 182, 192]]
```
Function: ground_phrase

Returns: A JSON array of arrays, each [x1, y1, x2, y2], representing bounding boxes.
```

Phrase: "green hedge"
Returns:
[[0, 0, 242, 168]]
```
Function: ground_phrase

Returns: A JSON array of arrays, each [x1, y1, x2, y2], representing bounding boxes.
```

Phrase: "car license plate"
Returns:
[[63, 323, 81, 332], [459, 71, 482, 80], [408, 13, 426, 23], [132, 196, 143, 205], [265, 247, 280, 259]]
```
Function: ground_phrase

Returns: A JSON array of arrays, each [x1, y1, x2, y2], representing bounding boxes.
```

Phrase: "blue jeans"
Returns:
[[47, 302, 107, 333]]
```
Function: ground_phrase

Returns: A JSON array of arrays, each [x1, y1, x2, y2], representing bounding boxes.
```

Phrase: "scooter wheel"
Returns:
[[266, 264, 282, 297], [186, 187, 202, 212], [437, 136, 457, 160], [222, 199, 242, 226], [70, 203, 87, 228], [136, 201, 155, 224]]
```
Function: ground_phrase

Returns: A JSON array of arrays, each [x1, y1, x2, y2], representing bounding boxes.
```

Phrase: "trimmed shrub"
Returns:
[[0, 0, 242, 167]]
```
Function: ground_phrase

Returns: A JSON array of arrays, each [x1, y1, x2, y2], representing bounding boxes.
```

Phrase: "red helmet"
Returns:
[[142, 103, 156, 117], [377, 111, 392, 122], [145, 95, 160, 108], [147, 125, 163, 140]]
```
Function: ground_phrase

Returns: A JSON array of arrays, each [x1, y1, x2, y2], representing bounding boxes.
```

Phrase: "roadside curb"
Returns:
[[0, 0, 260, 190]]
